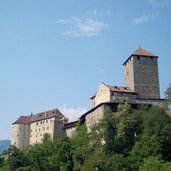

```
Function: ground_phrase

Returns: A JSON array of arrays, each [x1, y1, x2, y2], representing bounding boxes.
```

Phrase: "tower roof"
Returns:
[[133, 48, 157, 57], [123, 48, 158, 65]]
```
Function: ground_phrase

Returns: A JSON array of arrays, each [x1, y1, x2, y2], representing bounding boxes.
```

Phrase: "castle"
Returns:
[[11, 48, 164, 150]]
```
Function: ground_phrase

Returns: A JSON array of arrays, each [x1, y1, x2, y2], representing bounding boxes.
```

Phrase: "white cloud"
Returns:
[[57, 17, 106, 37], [60, 105, 87, 122], [133, 14, 154, 24], [86, 9, 110, 18], [149, 0, 170, 7]]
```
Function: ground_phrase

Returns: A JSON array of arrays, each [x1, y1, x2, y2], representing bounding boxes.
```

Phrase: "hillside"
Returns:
[[0, 140, 11, 154]]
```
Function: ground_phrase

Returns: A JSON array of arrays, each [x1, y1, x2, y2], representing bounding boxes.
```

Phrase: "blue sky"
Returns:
[[0, 0, 171, 140]]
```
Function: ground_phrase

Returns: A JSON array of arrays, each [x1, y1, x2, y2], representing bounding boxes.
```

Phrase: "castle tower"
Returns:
[[123, 48, 160, 99]]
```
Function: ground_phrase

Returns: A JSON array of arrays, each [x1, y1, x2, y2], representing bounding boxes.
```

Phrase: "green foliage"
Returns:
[[139, 156, 171, 171], [42, 133, 52, 144], [71, 124, 91, 170], [26, 137, 73, 171], [164, 83, 171, 109], [7, 146, 28, 171]]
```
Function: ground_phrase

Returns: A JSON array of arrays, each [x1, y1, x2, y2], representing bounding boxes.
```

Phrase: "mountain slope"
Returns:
[[0, 140, 11, 154]]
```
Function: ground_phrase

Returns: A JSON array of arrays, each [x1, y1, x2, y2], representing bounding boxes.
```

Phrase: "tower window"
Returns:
[[137, 56, 140, 60]]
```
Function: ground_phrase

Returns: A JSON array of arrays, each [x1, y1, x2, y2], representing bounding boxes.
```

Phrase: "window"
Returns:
[[47, 126, 49, 130], [35, 129, 37, 132], [36, 122, 38, 126], [137, 56, 140, 60], [46, 120, 48, 123], [39, 128, 41, 131]]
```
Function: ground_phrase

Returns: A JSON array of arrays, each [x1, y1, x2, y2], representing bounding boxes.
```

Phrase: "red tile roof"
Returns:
[[64, 120, 79, 129], [133, 48, 157, 57], [90, 84, 137, 99], [13, 108, 67, 125], [123, 48, 158, 65], [13, 116, 31, 124], [107, 85, 137, 93]]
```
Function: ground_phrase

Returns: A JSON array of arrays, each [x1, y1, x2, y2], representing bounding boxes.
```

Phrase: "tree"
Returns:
[[164, 83, 171, 109], [71, 124, 91, 171], [7, 146, 27, 171], [128, 106, 171, 170], [139, 156, 171, 171]]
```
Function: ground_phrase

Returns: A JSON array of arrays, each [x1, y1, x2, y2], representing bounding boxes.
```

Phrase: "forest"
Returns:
[[0, 102, 171, 171]]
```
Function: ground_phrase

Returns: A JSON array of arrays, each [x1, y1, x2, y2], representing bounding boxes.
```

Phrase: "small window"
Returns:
[[137, 56, 140, 60], [39, 128, 41, 131], [47, 126, 49, 130], [46, 120, 48, 123], [36, 122, 38, 126]]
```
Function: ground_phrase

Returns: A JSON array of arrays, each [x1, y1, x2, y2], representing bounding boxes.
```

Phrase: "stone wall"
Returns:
[[53, 119, 66, 139], [11, 124, 30, 150], [85, 105, 105, 132], [133, 56, 160, 99], [92, 83, 111, 107], [135, 98, 164, 106], [124, 56, 160, 99], [124, 57, 135, 91], [29, 118, 55, 145], [166, 110, 171, 117], [65, 127, 77, 137], [111, 92, 137, 103]]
